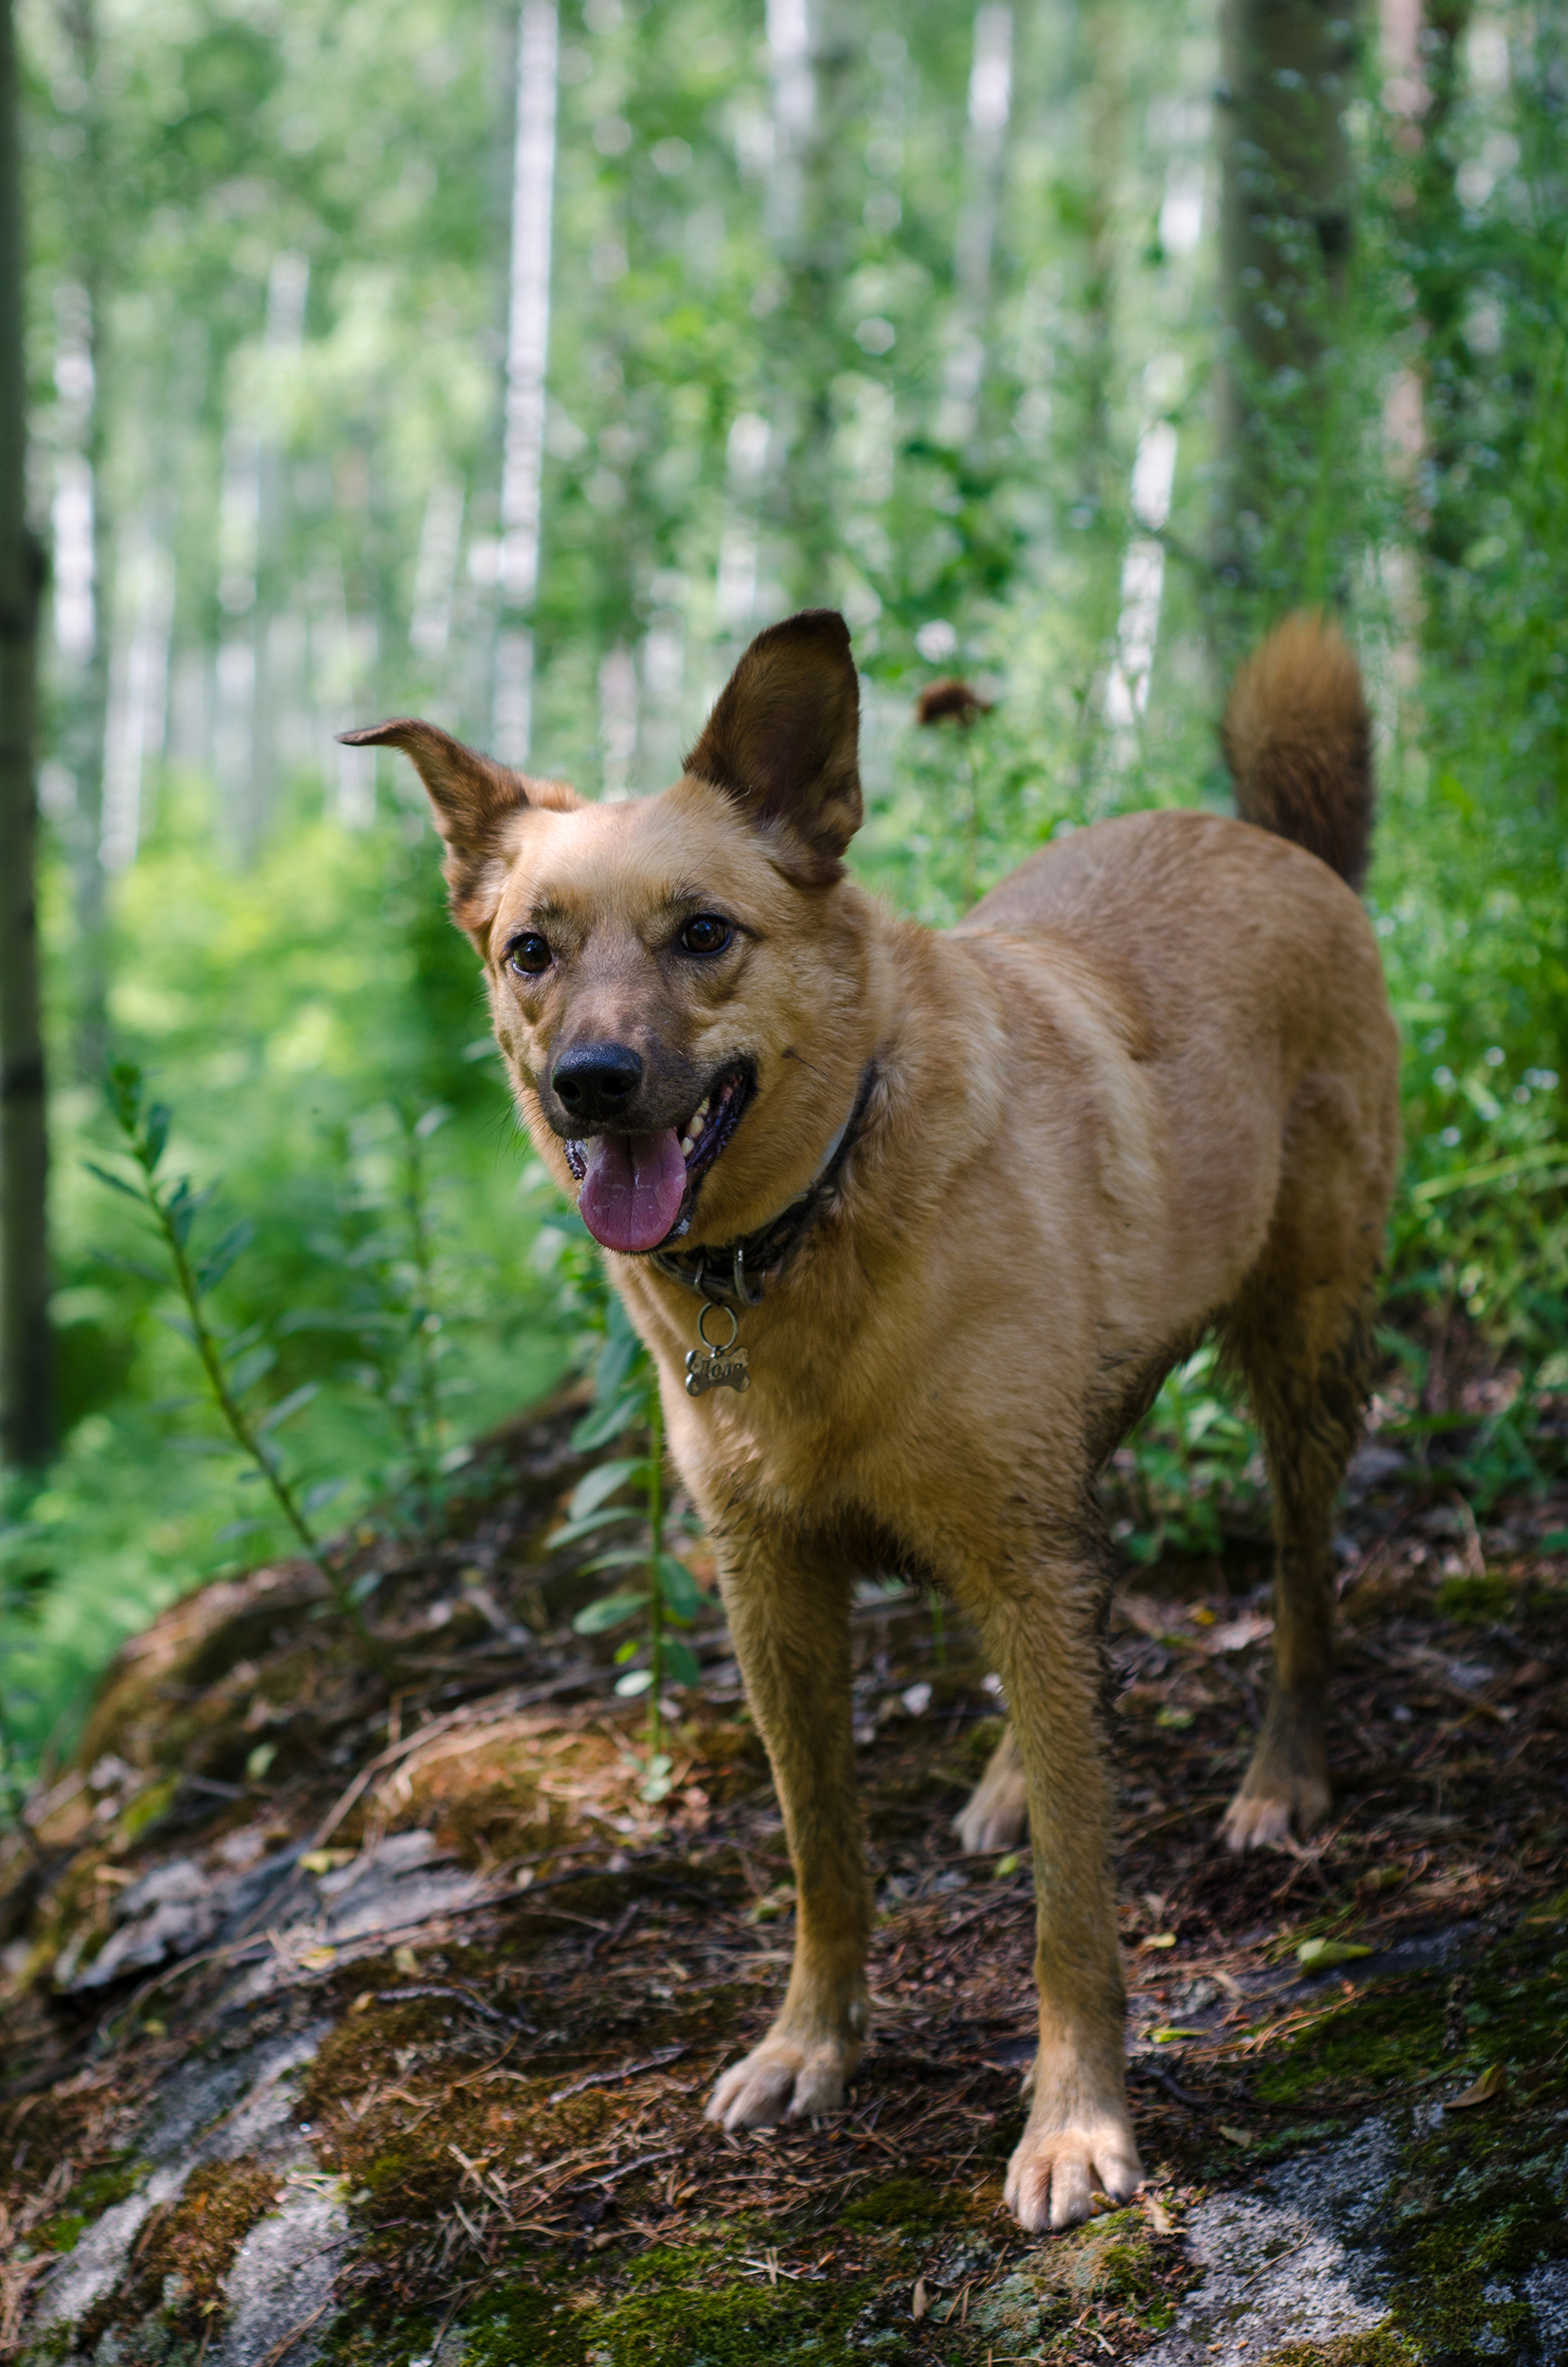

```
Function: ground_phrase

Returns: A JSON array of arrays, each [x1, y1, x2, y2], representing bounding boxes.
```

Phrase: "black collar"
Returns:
[[646, 1062, 879, 1307]]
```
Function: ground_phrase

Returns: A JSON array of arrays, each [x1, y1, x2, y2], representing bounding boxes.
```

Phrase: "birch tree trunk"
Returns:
[[494, 0, 559, 767], [0, 0, 53, 1468], [763, 0, 859, 609], [58, 0, 111, 1079], [1215, 0, 1360, 618]]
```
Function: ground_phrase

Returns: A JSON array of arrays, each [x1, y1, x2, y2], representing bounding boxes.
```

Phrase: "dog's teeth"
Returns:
[[681, 1135, 696, 1160], [695, 1096, 710, 1119]]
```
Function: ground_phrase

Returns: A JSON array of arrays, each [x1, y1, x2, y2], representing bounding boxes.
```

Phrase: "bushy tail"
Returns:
[[1221, 612, 1374, 891]]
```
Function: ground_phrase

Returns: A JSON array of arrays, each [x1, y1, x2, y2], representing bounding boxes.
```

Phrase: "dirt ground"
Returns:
[[3, 1387, 1568, 2365]]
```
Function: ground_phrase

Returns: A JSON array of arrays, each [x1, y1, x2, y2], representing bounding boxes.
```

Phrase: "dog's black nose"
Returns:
[[551, 1041, 644, 1125]]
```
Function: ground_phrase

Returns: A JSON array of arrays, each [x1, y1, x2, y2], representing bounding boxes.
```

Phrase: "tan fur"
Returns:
[[355, 607, 1400, 2234], [1221, 609, 1374, 889]]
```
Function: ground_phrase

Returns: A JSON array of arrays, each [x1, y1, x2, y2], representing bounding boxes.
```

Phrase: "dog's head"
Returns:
[[345, 610, 875, 1255]]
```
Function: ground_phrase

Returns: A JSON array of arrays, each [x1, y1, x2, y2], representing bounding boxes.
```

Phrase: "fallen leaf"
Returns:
[[1141, 1931, 1178, 1950], [1219, 2125, 1255, 2147], [1150, 2025, 1206, 2043], [993, 1852, 1021, 1878], [1450, 2064, 1506, 2109], [1296, 1936, 1374, 1970], [351, 1990, 375, 2013], [1142, 2193, 1173, 2234], [298, 1848, 355, 1876], [912, 2277, 929, 2321]]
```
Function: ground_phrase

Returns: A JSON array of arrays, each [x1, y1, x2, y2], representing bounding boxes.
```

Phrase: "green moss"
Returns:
[[1260, 2335, 1422, 2365], [1251, 1926, 1568, 2358], [35, 2154, 150, 2251], [1434, 1571, 1516, 1624], [838, 2174, 956, 2232], [454, 2237, 888, 2367], [117, 1775, 179, 1843]]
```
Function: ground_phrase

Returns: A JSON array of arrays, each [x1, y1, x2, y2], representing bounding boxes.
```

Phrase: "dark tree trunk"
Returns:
[[1215, 0, 1360, 625], [0, 0, 53, 1467]]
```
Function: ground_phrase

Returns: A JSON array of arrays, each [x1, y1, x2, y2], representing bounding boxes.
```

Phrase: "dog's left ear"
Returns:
[[684, 609, 862, 884], [338, 718, 531, 941]]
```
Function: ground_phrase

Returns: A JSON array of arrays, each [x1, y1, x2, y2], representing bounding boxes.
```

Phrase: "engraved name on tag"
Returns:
[[685, 1344, 751, 1397]]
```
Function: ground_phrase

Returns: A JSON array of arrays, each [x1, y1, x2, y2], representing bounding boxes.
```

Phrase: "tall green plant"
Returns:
[[545, 1250, 710, 1801], [93, 1062, 391, 1675]]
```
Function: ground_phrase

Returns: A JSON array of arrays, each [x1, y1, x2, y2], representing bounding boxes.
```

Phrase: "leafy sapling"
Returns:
[[561, 1291, 709, 1798], [93, 1062, 392, 1676]]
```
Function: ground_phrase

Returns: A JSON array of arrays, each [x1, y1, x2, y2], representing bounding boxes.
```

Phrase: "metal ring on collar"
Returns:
[[697, 1300, 740, 1351]]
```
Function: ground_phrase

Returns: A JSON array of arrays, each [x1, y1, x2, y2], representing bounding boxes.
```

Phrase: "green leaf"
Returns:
[[106, 1060, 144, 1130], [567, 1456, 644, 1523], [663, 1638, 702, 1687], [656, 1553, 705, 1623], [572, 1590, 650, 1635], [581, 1548, 651, 1572], [1296, 1936, 1373, 1970], [304, 1476, 348, 1513], [143, 1103, 171, 1171], [84, 1160, 146, 1203], [227, 1345, 278, 1397], [414, 1104, 450, 1140], [157, 1310, 200, 1346], [258, 1381, 320, 1434], [96, 1251, 170, 1287], [216, 1516, 270, 1544], [547, 1504, 641, 1551], [349, 1568, 383, 1604], [592, 1326, 642, 1411], [196, 1219, 256, 1297], [615, 1667, 654, 1697], [571, 1390, 643, 1450]]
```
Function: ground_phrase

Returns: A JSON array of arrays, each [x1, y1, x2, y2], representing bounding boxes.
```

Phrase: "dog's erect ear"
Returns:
[[684, 609, 863, 883], [338, 719, 529, 939]]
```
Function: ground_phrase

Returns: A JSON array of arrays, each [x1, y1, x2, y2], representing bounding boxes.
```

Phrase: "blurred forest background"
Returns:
[[0, 0, 1565, 1788]]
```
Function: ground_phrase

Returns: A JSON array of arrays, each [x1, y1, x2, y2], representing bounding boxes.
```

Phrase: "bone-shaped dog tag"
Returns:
[[686, 1300, 751, 1397], [685, 1344, 750, 1397]]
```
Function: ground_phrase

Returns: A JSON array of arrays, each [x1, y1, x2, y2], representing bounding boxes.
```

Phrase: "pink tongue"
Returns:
[[579, 1130, 688, 1254]]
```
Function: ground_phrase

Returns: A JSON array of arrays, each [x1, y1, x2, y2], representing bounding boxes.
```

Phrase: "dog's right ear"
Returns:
[[337, 719, 530, 941], [684, 609, 863, 884]]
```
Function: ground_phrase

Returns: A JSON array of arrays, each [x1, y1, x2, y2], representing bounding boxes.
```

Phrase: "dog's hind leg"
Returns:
[[1218, 1262, 1376, 1852], [705, 1528, 872, 2129]]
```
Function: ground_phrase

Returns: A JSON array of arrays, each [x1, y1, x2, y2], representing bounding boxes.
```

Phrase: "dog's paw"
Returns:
[[954, 1727, 1030, 1855], [1004, 2111, 1143, 2234], [1221, 1765, 1330, 1853], [705, 2032, 855, 2130]]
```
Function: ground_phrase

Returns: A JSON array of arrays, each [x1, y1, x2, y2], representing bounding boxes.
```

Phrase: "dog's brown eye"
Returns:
[[679, 914, 732, 957], [508, 933, 552, 975]]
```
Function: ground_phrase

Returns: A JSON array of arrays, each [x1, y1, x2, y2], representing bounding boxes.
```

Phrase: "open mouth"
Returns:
[[565, 1063, 753, 1255]]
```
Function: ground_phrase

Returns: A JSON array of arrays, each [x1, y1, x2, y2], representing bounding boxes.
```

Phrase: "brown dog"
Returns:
[[346, 605, 1399, 2232]]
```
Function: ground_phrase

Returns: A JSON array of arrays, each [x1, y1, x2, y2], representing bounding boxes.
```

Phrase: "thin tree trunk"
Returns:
[[59, 0, 110, 1079], [763, 0, 859, 609], [1399, 4, 1472, 587], [939, 3, 1014, 455], [494, 0, 559, 767], [0, 0, 53, 1468], [1215, 0, 1360, 623]]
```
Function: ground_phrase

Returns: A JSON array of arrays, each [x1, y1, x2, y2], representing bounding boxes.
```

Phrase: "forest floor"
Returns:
[[3, 1386, 1568, 2367]]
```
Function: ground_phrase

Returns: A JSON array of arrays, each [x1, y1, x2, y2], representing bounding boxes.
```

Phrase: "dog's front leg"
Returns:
[[705, 1532, 870, 2129], [977, 1551, 1143, 2232]]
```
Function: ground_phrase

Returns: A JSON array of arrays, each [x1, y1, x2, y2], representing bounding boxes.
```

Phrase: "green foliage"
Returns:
[[559, 1273, 713, 1790], [9, 0, 1568, 1778], [96, 1059, 389, 1667]]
